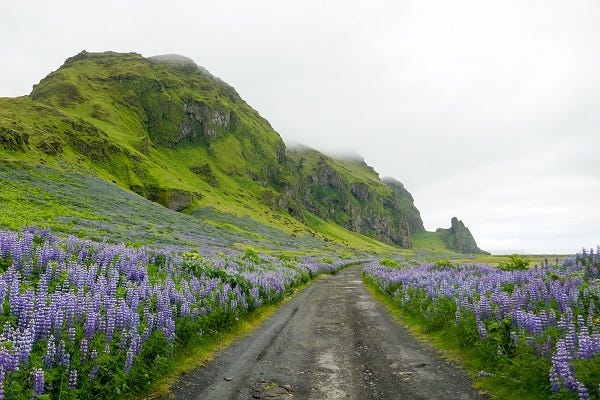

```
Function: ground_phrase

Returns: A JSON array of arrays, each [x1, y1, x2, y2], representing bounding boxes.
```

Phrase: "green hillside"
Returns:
[[286, 148, 422, 248], [0, 50, 483, 255]]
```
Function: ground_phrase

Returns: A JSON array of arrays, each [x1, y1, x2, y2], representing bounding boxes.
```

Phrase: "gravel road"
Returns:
[[160, 266, 487, 399]]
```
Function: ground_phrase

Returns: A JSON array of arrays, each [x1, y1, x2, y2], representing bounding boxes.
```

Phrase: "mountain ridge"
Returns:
[[0, 50, 485, 254]]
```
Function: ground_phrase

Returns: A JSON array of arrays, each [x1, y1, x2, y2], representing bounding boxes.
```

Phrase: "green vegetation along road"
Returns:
[[160, 266, 487, 400]]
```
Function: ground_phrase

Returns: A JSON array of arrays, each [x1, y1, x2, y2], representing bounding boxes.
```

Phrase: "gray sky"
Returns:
[[2, 0, 599, 254]]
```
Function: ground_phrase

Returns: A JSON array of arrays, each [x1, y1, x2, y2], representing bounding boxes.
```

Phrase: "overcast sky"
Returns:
[[2, 0, 599, 254]]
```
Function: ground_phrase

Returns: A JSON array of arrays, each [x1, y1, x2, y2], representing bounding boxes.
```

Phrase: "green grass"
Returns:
[[0, 162, 467, 258], [0, 165, 403, 256], [0, 166, 318, 251], [302, 211, 401, 255], [0, 178, 100, 231], [411, 231, 452, 253], [0, 53, 349, 251], [13, 51, 283, 193], [451, 254, 570, 267]]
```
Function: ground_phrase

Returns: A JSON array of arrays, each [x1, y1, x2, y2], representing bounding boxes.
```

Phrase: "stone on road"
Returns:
[[161, 266, 487, 399]]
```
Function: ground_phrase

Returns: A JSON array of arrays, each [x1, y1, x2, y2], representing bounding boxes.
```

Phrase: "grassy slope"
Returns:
[[0, 51, 458, 256], [411, 231, 451, 253], [0, 53, 502, 254], [0, 165, 345, 254], [25, 52, 282, 195]]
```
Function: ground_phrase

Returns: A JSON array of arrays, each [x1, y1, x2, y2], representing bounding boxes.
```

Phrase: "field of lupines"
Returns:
[[0, 227, 345, 399], [364, 249, 600, 400]]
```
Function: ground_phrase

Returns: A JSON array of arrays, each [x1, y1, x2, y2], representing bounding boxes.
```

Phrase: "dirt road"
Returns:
[[162, 266, 487, 399]]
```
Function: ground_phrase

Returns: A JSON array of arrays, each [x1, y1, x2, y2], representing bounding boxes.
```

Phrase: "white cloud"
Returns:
[[1, 0, 599, 254]]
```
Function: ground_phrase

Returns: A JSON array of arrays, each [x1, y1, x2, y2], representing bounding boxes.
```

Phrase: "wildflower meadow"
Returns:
[[0, 227, 343, 399], [364, 249, 600, 399]]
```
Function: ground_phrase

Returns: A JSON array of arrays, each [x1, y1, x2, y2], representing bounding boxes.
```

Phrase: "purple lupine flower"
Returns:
[[68, 369, 77, 389], [551, 339, 577, 391], [79, 339, 89, 363], [105, 305, 116, 344], [361, 252, 600, 399], [84, 306, 98, 340], [31, 367, 44, 396], [578, 330, 594, 359], [44, 335, 56, 369], [476, 319, 487, 338], [124, 348, 134, 373], [0, 366, 5, 400], [67, 326, 76, 344], [17, 326, 34, 365], [6, 227, 594, 398], [88, 350, 99, 379], [577, 381, 590, 400], [549, 365, 561, 393], [56, 339, 68, 366], [565, 322, 577, 354]]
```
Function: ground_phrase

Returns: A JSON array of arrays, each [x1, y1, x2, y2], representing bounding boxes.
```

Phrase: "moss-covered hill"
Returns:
[[11, 51, 285, 197], [286, 148, 425, 248], [0, 50, 484, 254]]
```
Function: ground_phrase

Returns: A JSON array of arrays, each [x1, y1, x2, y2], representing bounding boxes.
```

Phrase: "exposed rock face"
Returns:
[[178, 101, 232, 146], [436, 217, 488, 254], [63, 118, 120, 162], [382, 178, 425, 234], [351, 182, 373, 203], [311, 158, 342, 189], [288, 151, 413, 248], [131, 186, 196, 211], [162, 189, 194, 212], [259, 187, 305, 222]]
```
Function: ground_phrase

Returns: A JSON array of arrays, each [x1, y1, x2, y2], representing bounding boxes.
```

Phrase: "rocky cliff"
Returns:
[[436, 217, 488, 254], [381, 178, 425, 234], [286, 149, 421, 248]]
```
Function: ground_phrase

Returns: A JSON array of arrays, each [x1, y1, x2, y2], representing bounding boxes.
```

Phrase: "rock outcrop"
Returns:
[[130, 186, 196, 212], [177, 101, 233, 147], [436, 217, 488, 254]]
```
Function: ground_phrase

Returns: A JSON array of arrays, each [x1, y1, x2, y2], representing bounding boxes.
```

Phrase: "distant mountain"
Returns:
[[0, 50, 484, 254]]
